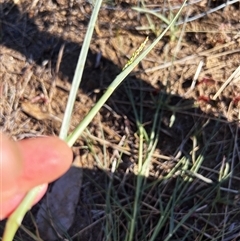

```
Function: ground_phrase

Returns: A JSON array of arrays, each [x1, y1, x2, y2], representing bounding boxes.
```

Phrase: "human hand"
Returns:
[[0, 133, 72, 220]]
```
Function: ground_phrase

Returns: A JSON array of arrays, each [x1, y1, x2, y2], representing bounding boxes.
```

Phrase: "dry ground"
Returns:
[[1, 0, 240, 240]]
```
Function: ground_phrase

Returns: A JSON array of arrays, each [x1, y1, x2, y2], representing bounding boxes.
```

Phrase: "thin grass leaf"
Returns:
[[2, 185, 43, 241], [59, 0, 104, 140]]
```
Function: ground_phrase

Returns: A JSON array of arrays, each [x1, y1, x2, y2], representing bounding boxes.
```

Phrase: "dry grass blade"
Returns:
[[213, 65, 240, 100]]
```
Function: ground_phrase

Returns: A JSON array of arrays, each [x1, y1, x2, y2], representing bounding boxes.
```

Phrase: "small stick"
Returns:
[[213, 65, 240, 100]]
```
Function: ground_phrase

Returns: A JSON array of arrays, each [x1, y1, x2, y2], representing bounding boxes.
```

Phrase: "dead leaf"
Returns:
[[36, 166, 83, 240]]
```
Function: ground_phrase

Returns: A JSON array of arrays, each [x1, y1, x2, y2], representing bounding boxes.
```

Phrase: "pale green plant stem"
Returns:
[[140, 0, 156, 34], [133, 6, 170, 26], [123, 83, 144, 241], [59, 0, 103, 140], [127, 123, 144, 241], [2, 186, 43, 241]]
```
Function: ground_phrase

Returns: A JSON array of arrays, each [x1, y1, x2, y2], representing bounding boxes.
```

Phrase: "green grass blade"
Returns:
[[2, 186, 43, 241], [59, 0, 103, 140], [133, 6, 170, 25]]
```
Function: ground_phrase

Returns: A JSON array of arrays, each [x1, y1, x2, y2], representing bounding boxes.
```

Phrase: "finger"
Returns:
[[0, 184, 48, 220], [0, 133, 24, 201], [17, 136, 72, 192]]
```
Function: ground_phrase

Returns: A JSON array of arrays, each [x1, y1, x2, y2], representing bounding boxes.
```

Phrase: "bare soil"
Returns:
[[1, 0, 240, 240]]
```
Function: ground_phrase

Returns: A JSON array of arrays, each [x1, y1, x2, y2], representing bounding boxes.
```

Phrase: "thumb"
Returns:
[[17, 136, 73, 192], [0, 133, 24, 201]]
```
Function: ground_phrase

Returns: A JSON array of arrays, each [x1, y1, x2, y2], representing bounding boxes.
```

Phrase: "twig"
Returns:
[[213, 65, 240, 100]]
